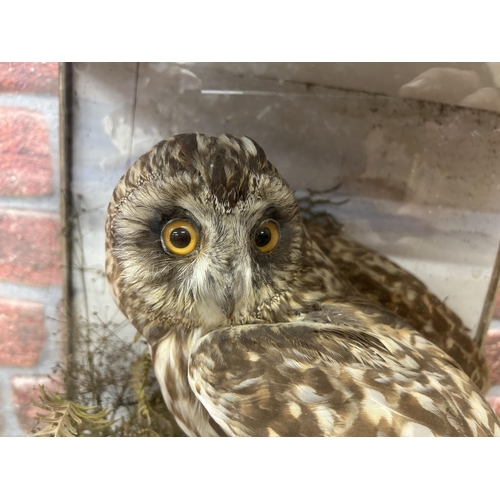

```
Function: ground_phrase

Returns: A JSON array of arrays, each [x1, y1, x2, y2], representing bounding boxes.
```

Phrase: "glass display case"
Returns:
[[57, 62, 500, 433]]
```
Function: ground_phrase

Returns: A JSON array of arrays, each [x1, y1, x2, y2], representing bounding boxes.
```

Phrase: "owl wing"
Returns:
[[188, 304, 500, 437], [304, 217, 490, 393]]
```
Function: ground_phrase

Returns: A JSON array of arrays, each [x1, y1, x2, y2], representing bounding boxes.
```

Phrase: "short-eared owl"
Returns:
[[106, 133, 500, 436]]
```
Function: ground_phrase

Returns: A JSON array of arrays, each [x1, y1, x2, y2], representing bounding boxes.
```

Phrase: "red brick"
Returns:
[[0, 298, 47, 366], [11, 375, 62, 433], [0, 63, 58, 95], [0, 107, 52, 196], [486, 396, 500, 418], [484, 330, 500, 386], [0, 209, 61, 286]]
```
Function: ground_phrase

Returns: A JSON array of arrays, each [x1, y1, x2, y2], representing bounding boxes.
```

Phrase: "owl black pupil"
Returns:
[[170, 228, 191, 248], [255, 227, 272, 247]]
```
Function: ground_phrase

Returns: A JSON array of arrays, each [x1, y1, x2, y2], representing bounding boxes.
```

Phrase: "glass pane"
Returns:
[[69, 62, 500, 433]]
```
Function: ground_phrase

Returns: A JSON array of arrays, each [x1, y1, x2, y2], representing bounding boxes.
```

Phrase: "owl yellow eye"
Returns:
[[162, 220, 199, 256], [254, 220, 279, 253]]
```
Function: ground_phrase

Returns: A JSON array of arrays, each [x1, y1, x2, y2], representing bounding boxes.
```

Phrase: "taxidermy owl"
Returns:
[[105, 133, 500, 437]]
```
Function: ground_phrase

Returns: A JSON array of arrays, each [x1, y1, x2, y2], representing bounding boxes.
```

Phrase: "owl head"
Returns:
[[106, 133, 307, 333]]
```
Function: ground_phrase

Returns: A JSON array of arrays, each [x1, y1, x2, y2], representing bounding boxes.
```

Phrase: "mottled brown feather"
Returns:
[[304, 217, 489, 392]]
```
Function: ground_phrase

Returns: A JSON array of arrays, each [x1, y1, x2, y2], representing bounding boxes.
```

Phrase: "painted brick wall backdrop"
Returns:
[[0, 63, 62, 436], [0, 62, 500, 436]]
